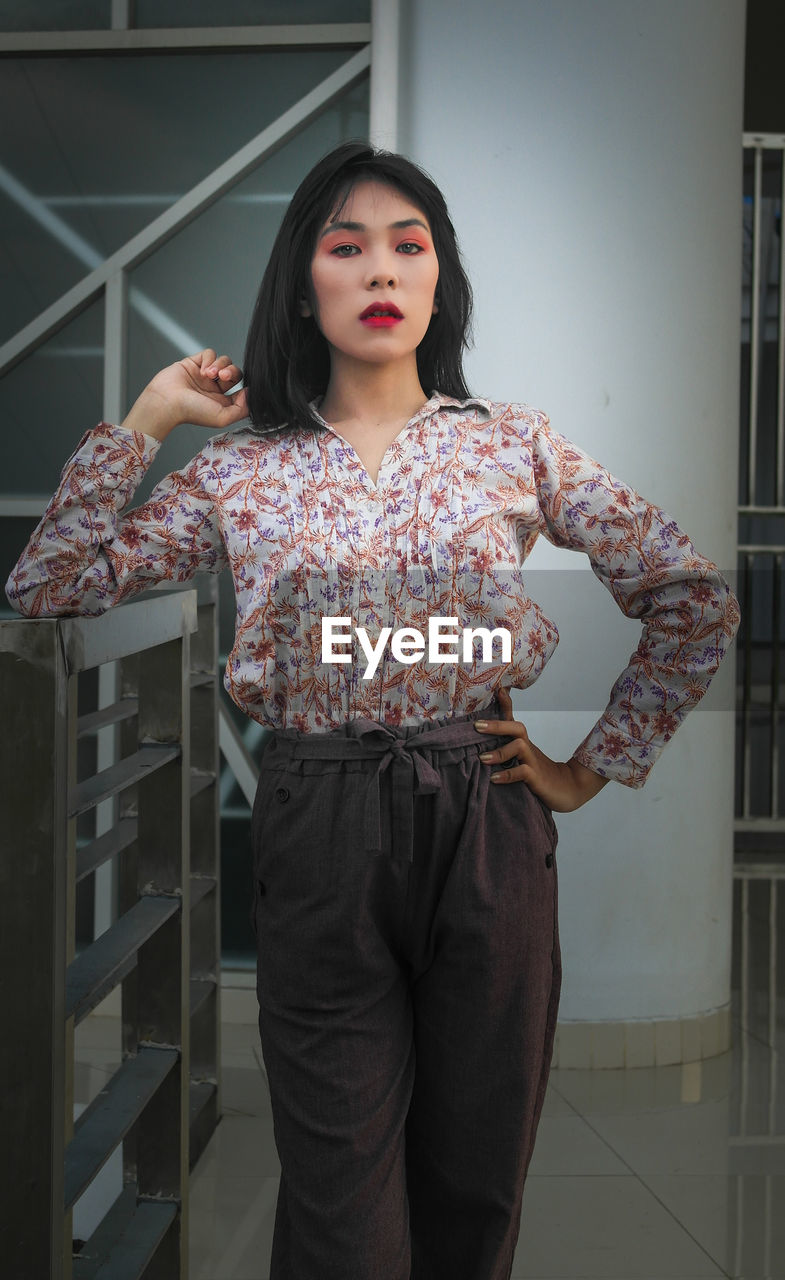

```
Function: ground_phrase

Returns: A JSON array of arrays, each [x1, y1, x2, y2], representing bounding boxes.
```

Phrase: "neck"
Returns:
[[318, 353, 429, 429]]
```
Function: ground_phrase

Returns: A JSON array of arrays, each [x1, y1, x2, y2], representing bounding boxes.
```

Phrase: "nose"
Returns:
[[366, 252, 399, 290]]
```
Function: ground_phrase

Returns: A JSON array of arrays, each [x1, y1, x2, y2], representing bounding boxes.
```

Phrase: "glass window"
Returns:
[[0, 0, 369, 32], [0, 1, 110, 31], [0, 49, 357, 342], [135, 1, 370, 26], [3, 295, 105, 497], [127, 76, 369, 500]]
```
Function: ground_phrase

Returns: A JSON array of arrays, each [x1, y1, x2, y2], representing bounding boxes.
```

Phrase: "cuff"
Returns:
[[93, 420, 163, 461], [571, 719, 664, 790]]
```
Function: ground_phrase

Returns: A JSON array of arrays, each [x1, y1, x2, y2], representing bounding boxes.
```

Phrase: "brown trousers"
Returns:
[[251, 694, 560, 1280]]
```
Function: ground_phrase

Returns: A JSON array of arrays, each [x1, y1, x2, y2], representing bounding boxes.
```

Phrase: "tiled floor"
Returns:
[[74, 865, 785, 1278]]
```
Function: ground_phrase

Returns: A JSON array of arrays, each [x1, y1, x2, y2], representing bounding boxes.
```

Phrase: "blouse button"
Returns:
[[545, 852, 554, 868], [275, 787, 290, 803]]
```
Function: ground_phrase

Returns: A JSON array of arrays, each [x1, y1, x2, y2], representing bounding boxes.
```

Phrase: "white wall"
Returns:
[[398, 0, 745, 1022]]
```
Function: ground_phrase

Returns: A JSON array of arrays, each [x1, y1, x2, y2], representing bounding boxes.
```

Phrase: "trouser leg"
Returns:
[[250, 727, 560, 1280], [404, 761, 561, 1280], [251, 758, 413, 1280]]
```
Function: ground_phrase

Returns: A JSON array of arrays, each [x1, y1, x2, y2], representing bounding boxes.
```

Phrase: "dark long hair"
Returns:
[[243, 141, 474, 432]]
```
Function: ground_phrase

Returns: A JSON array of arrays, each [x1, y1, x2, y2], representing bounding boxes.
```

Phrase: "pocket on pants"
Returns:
[[251, 768, 282, 868], [530, 787, 558, 851]]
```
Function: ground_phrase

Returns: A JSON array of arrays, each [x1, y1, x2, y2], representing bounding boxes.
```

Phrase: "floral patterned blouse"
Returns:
[[5, 392, 739, 788]]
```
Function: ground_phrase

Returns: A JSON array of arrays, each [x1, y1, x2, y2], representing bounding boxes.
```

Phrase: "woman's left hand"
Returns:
[[474, 686, 608, 812]]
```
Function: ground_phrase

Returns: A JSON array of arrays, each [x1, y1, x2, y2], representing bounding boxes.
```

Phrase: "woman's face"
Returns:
[[305, 180, 440, 370]]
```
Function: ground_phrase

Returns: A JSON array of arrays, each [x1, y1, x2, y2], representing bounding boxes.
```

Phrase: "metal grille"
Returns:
[[737, 134, 785, 848], [730, 863, 783, 1273], [0, 588, 216, 1279]]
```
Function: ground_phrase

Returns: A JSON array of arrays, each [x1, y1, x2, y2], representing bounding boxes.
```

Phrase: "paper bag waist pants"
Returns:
[[251, 694, 561, 1280]]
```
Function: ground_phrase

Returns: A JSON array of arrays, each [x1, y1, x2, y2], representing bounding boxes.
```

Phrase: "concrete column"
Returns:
[[398, 0, 745, 1064]]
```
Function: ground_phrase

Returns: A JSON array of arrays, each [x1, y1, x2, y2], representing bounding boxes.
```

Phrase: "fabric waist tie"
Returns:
[[273, 695, 505, 863]]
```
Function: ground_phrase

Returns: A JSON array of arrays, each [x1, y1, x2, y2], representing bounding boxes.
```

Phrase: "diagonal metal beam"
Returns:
[[0, 163, 203, 359], [0, 44, 370, 376], [218, 704, 259, 808]]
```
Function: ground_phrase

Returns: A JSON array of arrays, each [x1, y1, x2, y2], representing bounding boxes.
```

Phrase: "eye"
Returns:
[[330, 243, 360, 257], [397, 241, 425, 254]]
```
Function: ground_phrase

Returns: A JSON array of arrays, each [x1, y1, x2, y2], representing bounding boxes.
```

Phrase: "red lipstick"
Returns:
[[360, 301, 403, 327]]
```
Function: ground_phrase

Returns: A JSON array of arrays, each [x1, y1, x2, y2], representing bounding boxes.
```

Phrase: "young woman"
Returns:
[[6, 142, 739, 1280]]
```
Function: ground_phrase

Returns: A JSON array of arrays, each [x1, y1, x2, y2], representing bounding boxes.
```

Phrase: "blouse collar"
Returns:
[[247, 390, 491, 436], [309, 390, 492, 434]]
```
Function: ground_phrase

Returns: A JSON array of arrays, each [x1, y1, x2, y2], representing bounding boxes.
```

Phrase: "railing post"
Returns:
[[0, 621, 69, 1276], [103, 270, 128, 429], [132, 631, 191, 1278], [188, 577, 222, 1163]]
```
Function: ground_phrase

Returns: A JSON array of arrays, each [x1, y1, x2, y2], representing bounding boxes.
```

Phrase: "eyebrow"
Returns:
[[319, 217, 430, 239]]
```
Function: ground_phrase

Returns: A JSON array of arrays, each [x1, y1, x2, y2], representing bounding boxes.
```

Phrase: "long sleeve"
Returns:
[[5, 422, 228, 617], [527, 410, 740, 788]]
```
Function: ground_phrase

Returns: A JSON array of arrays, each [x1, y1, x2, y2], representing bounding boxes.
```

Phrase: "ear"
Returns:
[[432, 298, 440, 315]]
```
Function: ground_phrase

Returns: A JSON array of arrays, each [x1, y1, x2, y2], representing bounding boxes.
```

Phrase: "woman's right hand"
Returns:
[[120, 349, 248, 442]]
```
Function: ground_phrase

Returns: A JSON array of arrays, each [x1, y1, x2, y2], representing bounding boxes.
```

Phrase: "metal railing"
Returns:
[[731, 858, 784, 1275], [0, 580, 221, 1280], [737, 133, 785, 848]]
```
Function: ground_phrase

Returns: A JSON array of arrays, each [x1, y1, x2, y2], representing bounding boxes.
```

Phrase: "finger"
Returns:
[[495, 688, 517, 727], [489, 759, 533, 785], [474, 716, 526, 739], [203, 353, 234, 381], [191, 348, 217, 371], [210, 360, 243, 391], [217, 363, 243, 387], [478, 740, 528, 766], [220, 393, 249, 424]]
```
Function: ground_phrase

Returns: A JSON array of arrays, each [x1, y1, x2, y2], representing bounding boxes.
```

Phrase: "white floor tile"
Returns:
[[188, 1173, 277, 1280], [512, 1176, 727, 1277], [576, 1093, 734, 1175], [73, 1014, 121, 1053], [643, 1172, 785, 1279], [540, 1083, 577, 1118], [73, 1058, 120, 1109], [550, 1052, 733, 1119], [195, 1113, 280, 1181], [527, 1115, 629, 1176], [220, 1063, 271, 1118]]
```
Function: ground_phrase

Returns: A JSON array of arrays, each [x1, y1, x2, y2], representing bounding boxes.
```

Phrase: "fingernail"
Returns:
[[479, 752, 493, 761], [474, 721, 488, 729], [490, 774, 502, 782]]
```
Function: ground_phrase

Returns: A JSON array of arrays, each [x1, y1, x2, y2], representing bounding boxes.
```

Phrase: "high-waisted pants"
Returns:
[[250, 694, 561, 1280]]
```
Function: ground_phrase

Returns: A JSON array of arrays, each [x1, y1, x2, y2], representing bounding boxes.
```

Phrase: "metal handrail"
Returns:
[[0, 584, 221, 1279]]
